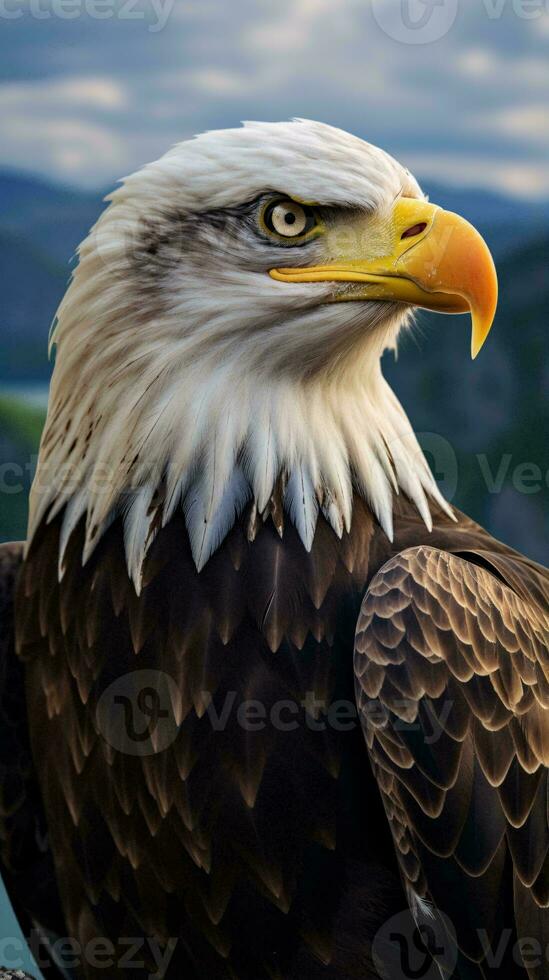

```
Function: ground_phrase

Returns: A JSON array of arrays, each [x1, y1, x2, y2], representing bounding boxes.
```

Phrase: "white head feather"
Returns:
[[29, 119, 450, 591]]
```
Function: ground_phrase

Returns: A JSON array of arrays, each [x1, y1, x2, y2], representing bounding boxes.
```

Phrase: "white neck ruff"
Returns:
[[29, 347, 450, 593]]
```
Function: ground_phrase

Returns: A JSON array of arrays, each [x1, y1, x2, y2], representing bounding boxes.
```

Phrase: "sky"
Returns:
[[1, 0, 549, 198]]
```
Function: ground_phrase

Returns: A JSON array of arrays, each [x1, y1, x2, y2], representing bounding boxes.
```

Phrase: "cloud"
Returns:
[[189, 68, 251, 97], [0, 74, 131, 181], [1, 114, 128, 182], [407, 152, 549, 199], [457, 47, 500, 77], [477, 104, 549, 144], [0, 0, 547, 198], [0, 75, 127, 109], [532, 9, 549, 34], [243, 0, 339, 55]]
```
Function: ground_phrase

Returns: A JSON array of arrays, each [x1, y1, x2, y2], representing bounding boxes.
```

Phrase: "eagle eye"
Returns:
[[262, 199, 317, 241]]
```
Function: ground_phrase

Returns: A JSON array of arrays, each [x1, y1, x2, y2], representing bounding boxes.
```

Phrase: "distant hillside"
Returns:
[[0, 169, 103, 264], [0, 395, 45, 543], [384, 233, 549, 564], [0, 172, 104, 379], [0, 229, 68, 378]]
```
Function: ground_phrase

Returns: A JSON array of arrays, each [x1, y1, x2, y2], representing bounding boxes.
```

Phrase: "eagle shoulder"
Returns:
[[0, 541, 65, 975], [0, 541, 29, 877], [354, 543, 549, 978]]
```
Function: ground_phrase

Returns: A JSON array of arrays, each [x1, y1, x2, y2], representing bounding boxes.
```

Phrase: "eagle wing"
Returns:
[[354, 543, 549, 979], [0, 541, 64, 976]]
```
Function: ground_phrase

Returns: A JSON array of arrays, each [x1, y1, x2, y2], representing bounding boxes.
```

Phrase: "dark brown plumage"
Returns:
[[0, 543, 65, 980], [355, 540, 549, 979], [0, 494, 546, 978]]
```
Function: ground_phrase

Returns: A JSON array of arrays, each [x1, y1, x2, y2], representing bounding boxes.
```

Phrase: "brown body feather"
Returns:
[[356, 539, 549, 978], [0, 545, 65, 979], [2, 497, 547, 978]]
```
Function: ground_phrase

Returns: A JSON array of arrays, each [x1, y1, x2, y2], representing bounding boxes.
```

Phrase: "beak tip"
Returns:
[[471, 307, 496, 360]]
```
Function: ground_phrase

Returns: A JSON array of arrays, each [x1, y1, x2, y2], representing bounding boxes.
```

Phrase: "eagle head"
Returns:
[[30, 120, 498, 586]]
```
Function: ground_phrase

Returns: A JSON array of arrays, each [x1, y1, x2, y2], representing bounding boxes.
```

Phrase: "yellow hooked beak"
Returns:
[[269, 198, 498, 358]]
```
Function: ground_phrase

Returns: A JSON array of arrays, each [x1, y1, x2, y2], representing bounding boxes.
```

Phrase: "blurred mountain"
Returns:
[[0, 169, 547, 562], [0, 229, 68, 378], [0, 171, 103, 379], [0, 395, 44, 542], [384, 232, 549, 564], [0, 170, 103, 263]]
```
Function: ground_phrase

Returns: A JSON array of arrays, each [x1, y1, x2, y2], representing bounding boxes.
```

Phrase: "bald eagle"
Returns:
[[0, 120, 547, 980]]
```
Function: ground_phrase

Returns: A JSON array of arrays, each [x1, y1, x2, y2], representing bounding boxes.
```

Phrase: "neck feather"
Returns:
[[29, 352, 451, 593]]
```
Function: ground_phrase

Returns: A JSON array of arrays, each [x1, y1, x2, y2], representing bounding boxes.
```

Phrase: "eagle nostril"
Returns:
[[401, 222, 428, 240]]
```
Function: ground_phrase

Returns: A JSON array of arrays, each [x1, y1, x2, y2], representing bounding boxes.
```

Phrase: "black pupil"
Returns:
[[284, 212, 296, 225]]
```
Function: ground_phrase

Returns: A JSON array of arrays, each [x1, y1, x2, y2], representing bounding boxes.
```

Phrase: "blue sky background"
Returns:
[[1, 0, 548, 197]]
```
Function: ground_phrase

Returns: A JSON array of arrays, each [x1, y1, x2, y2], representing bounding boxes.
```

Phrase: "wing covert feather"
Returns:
[[354, 545, 549, 979]]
